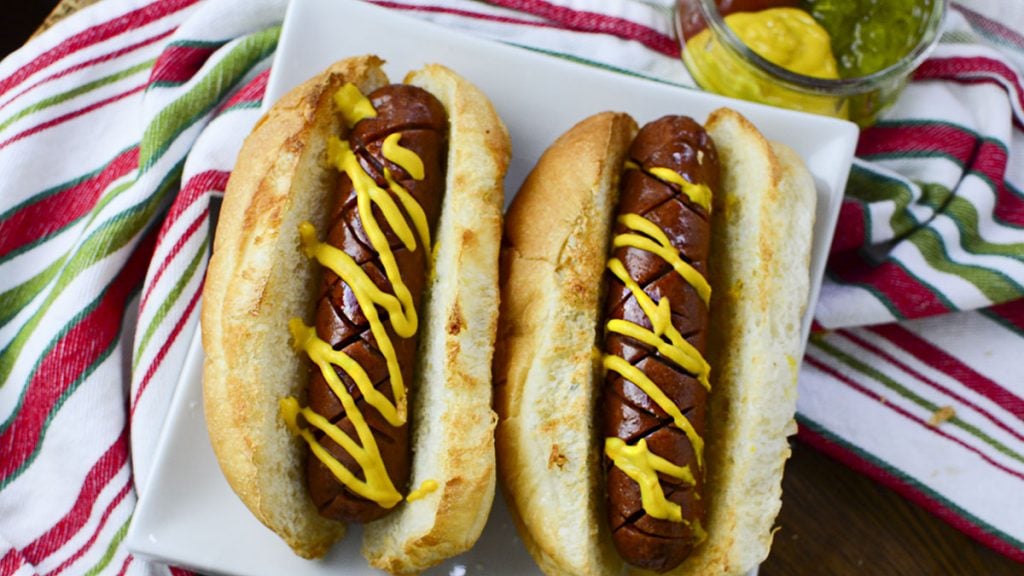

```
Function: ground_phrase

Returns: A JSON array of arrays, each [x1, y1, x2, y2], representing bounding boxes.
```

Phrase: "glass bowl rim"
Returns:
[[676, 0, 949, 96]]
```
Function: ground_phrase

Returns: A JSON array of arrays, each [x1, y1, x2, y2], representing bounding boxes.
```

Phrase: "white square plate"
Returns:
[[125, 0, 858, 574]]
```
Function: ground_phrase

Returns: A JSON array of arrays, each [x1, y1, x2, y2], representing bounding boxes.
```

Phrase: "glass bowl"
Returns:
[[675, 0, 947, 126]]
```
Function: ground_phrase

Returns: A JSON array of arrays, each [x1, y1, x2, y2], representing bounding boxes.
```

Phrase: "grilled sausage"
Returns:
[[601, 115, 719, 572], [306, 84, 448, 523]]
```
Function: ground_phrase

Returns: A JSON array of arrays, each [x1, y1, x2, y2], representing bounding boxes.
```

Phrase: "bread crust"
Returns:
[[494, 108, 816, 576], [495, 112, 636, 576], [202, 56, 508, 568]]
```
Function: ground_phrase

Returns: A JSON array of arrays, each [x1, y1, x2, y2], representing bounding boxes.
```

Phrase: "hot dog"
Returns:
[[601, 115, 718, 572], [494, 109, 816, 575], [301, 83, 448, 524], [202, 55, 509, 572]]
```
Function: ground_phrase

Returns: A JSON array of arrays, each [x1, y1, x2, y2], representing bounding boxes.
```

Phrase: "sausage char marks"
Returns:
[[600, 115, 719, 572], [281, 83, 448, 523]]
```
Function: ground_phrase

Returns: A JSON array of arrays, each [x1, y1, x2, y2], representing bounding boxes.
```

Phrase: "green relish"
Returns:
[[802, 0, 936, 77]]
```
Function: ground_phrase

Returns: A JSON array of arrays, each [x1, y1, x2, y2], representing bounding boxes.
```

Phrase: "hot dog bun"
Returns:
[[495, 111, 636, 576], [201, 55, 510, 572], [494, 108, 815, 575]]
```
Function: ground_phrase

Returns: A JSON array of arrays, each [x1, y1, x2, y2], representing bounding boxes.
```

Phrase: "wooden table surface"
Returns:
[[6, 1, 1023, 574], [763, 442, 1019, 575]]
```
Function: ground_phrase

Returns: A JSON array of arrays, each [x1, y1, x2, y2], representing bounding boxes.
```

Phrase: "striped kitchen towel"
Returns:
[[0, 0, 1020, 574]]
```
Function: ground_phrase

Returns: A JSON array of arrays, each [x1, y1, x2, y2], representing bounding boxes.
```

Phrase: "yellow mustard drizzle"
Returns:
[[296, 221, 412, 417], [382, 132, 425, 179], [613, 214, 710, 306], [603, 355, 704, 469], [281, 393, 401, 507], [281, 84, 434, 508], [333, 83, 377, 128], [691, 517, 707, 542], [380, 133, 432, 262], [406, 479, 439, 502], [603, 163, 712, 524], [623, 160, 712, 214], [604, 438, 695, 522]]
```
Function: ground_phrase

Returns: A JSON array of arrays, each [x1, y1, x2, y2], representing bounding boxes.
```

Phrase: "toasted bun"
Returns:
[[494, 108, 816, 576], [202, 56, 386, 559], [202, 55, 510, 568], [494, 112, 636, 576]]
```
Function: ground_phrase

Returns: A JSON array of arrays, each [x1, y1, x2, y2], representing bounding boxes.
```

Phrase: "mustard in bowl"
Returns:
[[676, 0, 947, 126]]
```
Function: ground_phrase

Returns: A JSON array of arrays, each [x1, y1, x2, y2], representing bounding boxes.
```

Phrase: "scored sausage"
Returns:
[[306, 84, 448, 523], [601, 115, 719, 572]]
